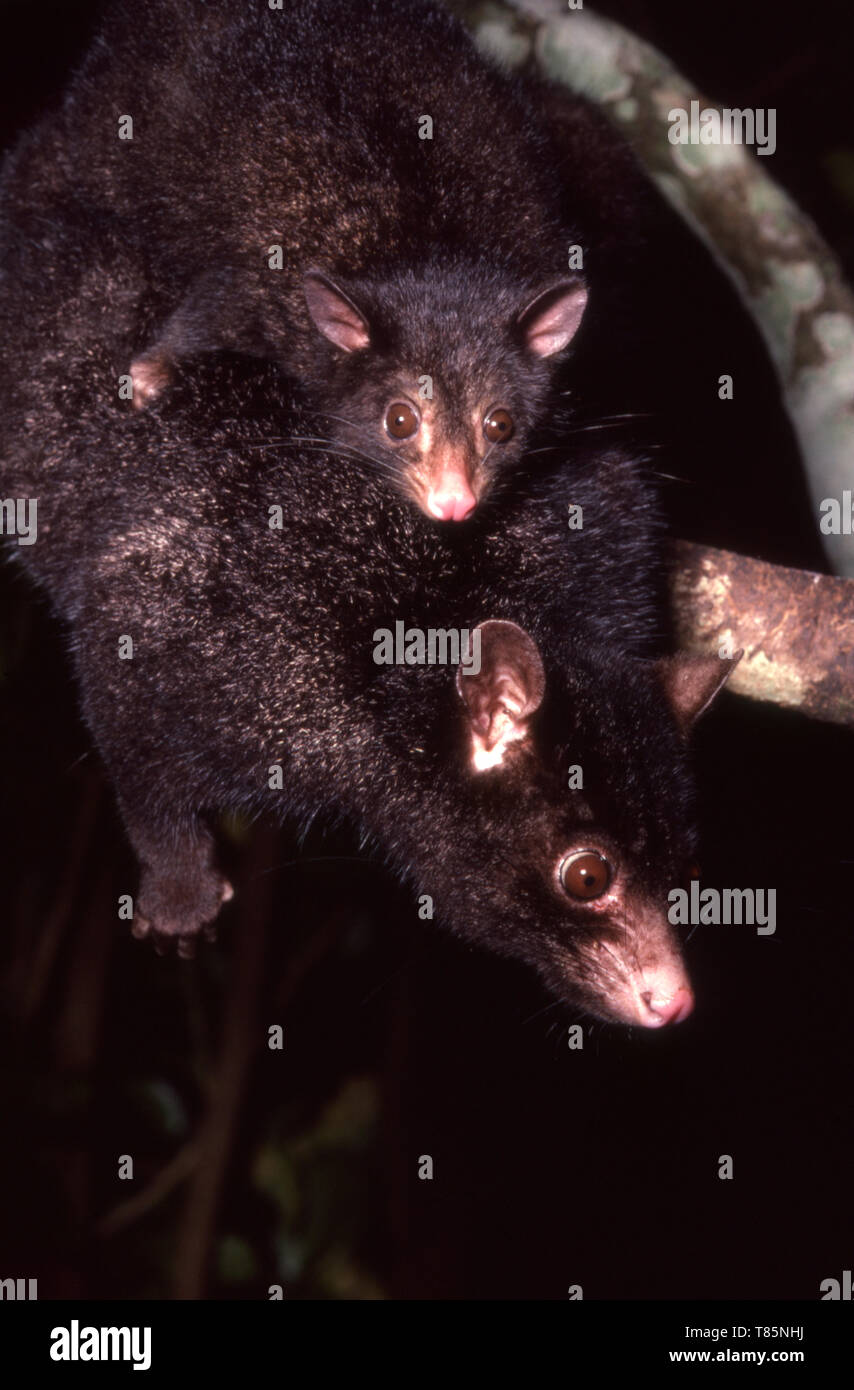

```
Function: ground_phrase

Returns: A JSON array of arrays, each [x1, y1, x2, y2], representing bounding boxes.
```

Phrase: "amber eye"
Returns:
[[483, 408, 514, 444], [559, 850, 612, 901], [385, 402, 419, 439]]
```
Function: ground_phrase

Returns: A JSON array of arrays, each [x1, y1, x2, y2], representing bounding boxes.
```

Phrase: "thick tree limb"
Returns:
[[671, 541, 854, 728]]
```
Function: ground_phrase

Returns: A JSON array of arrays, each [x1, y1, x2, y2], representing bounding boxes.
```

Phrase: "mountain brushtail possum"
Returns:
[[0, 182, 734, 1024], [0, 0, 670, 522]]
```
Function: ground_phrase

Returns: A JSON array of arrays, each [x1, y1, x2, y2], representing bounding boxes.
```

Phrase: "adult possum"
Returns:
[[0, 196, 734, 1025], [0, 0, 737, 1026]]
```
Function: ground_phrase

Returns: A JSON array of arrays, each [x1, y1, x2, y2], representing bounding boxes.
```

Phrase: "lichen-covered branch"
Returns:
[[460, 0, 854, 578], [671, 540, 854, 727]]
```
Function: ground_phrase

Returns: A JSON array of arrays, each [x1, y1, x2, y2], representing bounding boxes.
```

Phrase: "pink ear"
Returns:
[[517, 280, 588, 358], [304, 271, 371, 352], [457, 620, 545, 770]]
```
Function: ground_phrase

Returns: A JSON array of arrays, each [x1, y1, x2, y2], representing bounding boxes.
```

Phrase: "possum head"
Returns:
[[430, 621, 738, 1026], [303, 262, 587, 521]]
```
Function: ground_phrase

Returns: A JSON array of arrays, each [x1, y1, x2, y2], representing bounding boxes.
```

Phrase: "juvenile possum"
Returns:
[[0, 0, 610, 521], [0, 197, 734, 1025]]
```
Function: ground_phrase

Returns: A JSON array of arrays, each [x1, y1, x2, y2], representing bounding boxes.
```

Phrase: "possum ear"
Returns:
[[656, 651, 742, 733], [304, 271, 371, 351], [517, 279, 588, 357], [457, 620, 545, 771]]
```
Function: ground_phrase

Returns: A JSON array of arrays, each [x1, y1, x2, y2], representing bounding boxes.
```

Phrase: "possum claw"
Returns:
[[131, 915, 151, 939], [176, 937, 197, 960]]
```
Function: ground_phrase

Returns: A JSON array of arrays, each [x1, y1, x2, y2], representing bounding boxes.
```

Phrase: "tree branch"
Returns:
[[670, 541, 854, 727], [463, 0, 854, 577]]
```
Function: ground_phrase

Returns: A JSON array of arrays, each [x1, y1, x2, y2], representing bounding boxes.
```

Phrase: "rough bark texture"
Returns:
[[671, 541, 854, 727]]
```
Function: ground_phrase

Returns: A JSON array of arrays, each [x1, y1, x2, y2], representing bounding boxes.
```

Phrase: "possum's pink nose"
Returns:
[[426, 477, 477, 521], [638, 985, 694, 1028]]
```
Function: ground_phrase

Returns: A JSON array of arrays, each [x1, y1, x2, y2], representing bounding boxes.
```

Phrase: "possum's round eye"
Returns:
[[559, 850, 611, 901], [385, 402, 419, 439], [483, 408, 514, 443]]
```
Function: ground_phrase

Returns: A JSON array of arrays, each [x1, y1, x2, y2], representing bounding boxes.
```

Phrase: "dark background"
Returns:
[[0, 0, 852, 1300]]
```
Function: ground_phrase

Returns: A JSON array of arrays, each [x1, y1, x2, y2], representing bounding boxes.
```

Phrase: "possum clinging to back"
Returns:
[[0, 0, 737, 1026], [1, 347, 734, 1026], [3, 0, 594, 521], [0, 192, 735, 1024]]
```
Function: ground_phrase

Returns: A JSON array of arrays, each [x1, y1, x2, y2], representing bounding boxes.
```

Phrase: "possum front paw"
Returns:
[[131, 863, 233, 958], [129, 350, 174, 410]]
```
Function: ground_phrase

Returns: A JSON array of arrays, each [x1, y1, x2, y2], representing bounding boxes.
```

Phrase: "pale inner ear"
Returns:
[[517, 280, 588, 358], [303, 271, 371, 352], [457, 620, 545, 772], [467, 668, 533, 770]]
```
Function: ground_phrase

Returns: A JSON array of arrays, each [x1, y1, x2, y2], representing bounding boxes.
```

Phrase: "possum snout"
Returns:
[[425, 467, 478, 522], [571, 925, 694, 1028], [620, 960, 694, 1028]]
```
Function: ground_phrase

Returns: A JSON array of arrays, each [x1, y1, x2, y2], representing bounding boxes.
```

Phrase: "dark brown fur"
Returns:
[[0, 0, 613, 516]]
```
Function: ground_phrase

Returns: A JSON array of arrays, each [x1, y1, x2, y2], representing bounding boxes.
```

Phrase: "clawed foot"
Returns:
[[131, 874, 234, 958]]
